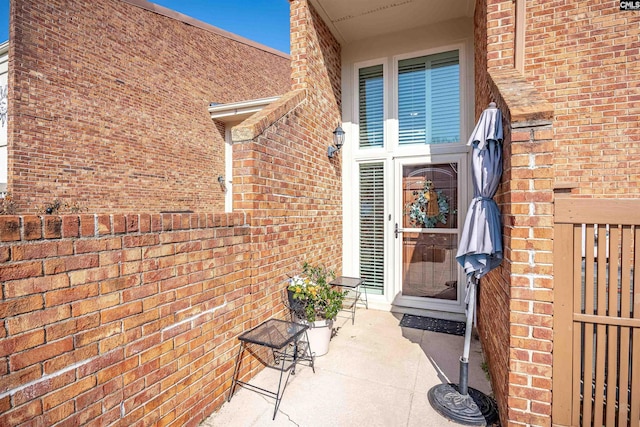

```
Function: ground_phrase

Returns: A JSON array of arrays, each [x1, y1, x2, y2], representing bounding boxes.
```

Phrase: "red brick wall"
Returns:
[[232, 0, 342, 324], [8, 0, 290, 214], [476, 0, 638, 425], [474, 0, 490, 119], [486, 0, 516, 70], [474, 82, 555, 426], [0, 212, 252, 426], [474, 3, 511, 424], [525, 1, 640, 196], [0, 0, 342, 425], [476, 2, 557, 425], [481, 0, 640, 195]]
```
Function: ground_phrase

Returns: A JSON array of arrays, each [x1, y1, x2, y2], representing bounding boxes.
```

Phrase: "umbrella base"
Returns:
[[428, 383, 499, 426]]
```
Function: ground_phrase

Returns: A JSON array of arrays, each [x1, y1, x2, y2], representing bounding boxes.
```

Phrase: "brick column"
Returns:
[[475, 66, 554, 427], [231, 0, 342, 325], [504, 121, 555, 426]]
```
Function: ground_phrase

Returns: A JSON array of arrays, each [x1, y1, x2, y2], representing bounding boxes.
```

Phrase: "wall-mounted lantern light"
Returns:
[[217, 175, 227, 191], [327, 125, 345, 158]]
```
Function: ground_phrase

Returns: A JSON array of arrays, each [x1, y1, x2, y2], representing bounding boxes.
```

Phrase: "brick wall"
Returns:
[[475, 3, 509, 424], [0, 212, 252, 426], [473, 0, 490, 119], [477, 0, 638, 425], [474, 68, 555, 427], [0, 0, 344, 425], [0, 0, 343, 425], [8, 0, 290, 214], [231, 0, 342, 323], [524, 0, 640, 196], [486, 0, 516, 70], [476, 1, 557, 425]]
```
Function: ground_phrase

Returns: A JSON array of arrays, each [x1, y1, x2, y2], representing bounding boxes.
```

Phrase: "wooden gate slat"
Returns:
[[618, 226, 632, 427], [593, 225, 608, 425], [606, 226, 621, 427], [552, 222, 577, 425], [583, 225, 596, 426], [572, 224, 583, 425], [630, 228, 640, 427]]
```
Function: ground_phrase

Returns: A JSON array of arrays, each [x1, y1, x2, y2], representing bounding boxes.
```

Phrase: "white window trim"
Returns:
[[353, 159, 390, 299], [224, 126, 234, 213], [352, 57, 389, 158], [391, 43, 469, 158]]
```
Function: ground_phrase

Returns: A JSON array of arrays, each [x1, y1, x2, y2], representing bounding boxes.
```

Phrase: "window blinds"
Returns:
[[358, 65, 384, 148], [359, 162, 385, 294], [398, 50, 460, 145]]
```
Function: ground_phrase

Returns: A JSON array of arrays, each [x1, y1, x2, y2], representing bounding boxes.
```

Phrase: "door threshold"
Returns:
[[391, 305, 465, 323]]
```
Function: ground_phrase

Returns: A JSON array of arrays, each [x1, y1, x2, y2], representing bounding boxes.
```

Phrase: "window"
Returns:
[[358, 65, 384, 148], [359, 162, 385, 294], [398, 50, 460, 145]]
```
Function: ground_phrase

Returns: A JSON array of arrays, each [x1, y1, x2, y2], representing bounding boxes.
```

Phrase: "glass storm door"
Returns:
[[395, 158, 464, 312]]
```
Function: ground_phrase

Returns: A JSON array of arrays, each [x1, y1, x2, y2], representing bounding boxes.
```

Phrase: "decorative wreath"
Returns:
[[406, 180, 452, 228]]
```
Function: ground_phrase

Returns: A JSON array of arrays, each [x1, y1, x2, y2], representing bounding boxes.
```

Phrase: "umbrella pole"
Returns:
[[427, 275, 498, 426], [458, 275, 476, 395]]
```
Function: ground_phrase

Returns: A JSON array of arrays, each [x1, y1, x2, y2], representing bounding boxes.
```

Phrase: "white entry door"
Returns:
[[393, 155, 466, 314]]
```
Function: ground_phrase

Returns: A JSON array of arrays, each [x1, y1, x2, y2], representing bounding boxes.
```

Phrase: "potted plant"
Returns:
[[287, 262, 346, 356]]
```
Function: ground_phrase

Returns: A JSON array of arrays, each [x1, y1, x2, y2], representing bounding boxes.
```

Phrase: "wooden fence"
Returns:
[[553, 198, 640, 427]]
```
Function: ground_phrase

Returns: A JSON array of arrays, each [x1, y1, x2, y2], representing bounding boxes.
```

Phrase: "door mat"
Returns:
[[399, 314, 466, 336]]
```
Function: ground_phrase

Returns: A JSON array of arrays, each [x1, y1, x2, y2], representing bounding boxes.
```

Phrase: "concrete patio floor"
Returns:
[[202, 309, 493, 427]]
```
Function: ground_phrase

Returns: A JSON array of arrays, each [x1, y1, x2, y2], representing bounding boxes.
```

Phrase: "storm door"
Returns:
[[394, 157, 465, 312]]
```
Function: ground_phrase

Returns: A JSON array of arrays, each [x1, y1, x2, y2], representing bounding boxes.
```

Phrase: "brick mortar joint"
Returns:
[[511, 121, 553, 130]]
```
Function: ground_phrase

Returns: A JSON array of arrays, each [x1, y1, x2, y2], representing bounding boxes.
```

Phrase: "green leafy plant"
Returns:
[[480, 360, 489, 377], [288, 262, 346, 323]]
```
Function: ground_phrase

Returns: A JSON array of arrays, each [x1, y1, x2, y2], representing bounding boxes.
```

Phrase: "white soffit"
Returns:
[[208, 96, 280, 123], [311, 0, 475, 44]]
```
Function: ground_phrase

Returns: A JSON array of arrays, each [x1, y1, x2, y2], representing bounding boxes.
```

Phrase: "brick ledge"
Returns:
[[489, 68, 554, 125], [0, 212, 250, 242], [231, 89, 306, 142]]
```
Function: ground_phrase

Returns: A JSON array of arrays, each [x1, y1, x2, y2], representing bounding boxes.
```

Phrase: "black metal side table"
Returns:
[[227, 318, 314, 419], [329, 276, 367, 324]]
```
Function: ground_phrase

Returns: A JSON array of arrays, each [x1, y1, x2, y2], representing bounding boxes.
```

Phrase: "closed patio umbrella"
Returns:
[[428, 102, 503, 426]]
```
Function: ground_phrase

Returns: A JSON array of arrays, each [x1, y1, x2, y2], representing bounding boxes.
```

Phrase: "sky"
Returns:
[[0, 0, 291, 53]]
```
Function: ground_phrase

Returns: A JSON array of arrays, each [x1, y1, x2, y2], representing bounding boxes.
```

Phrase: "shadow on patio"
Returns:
[[202, 309, 492, 426]]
